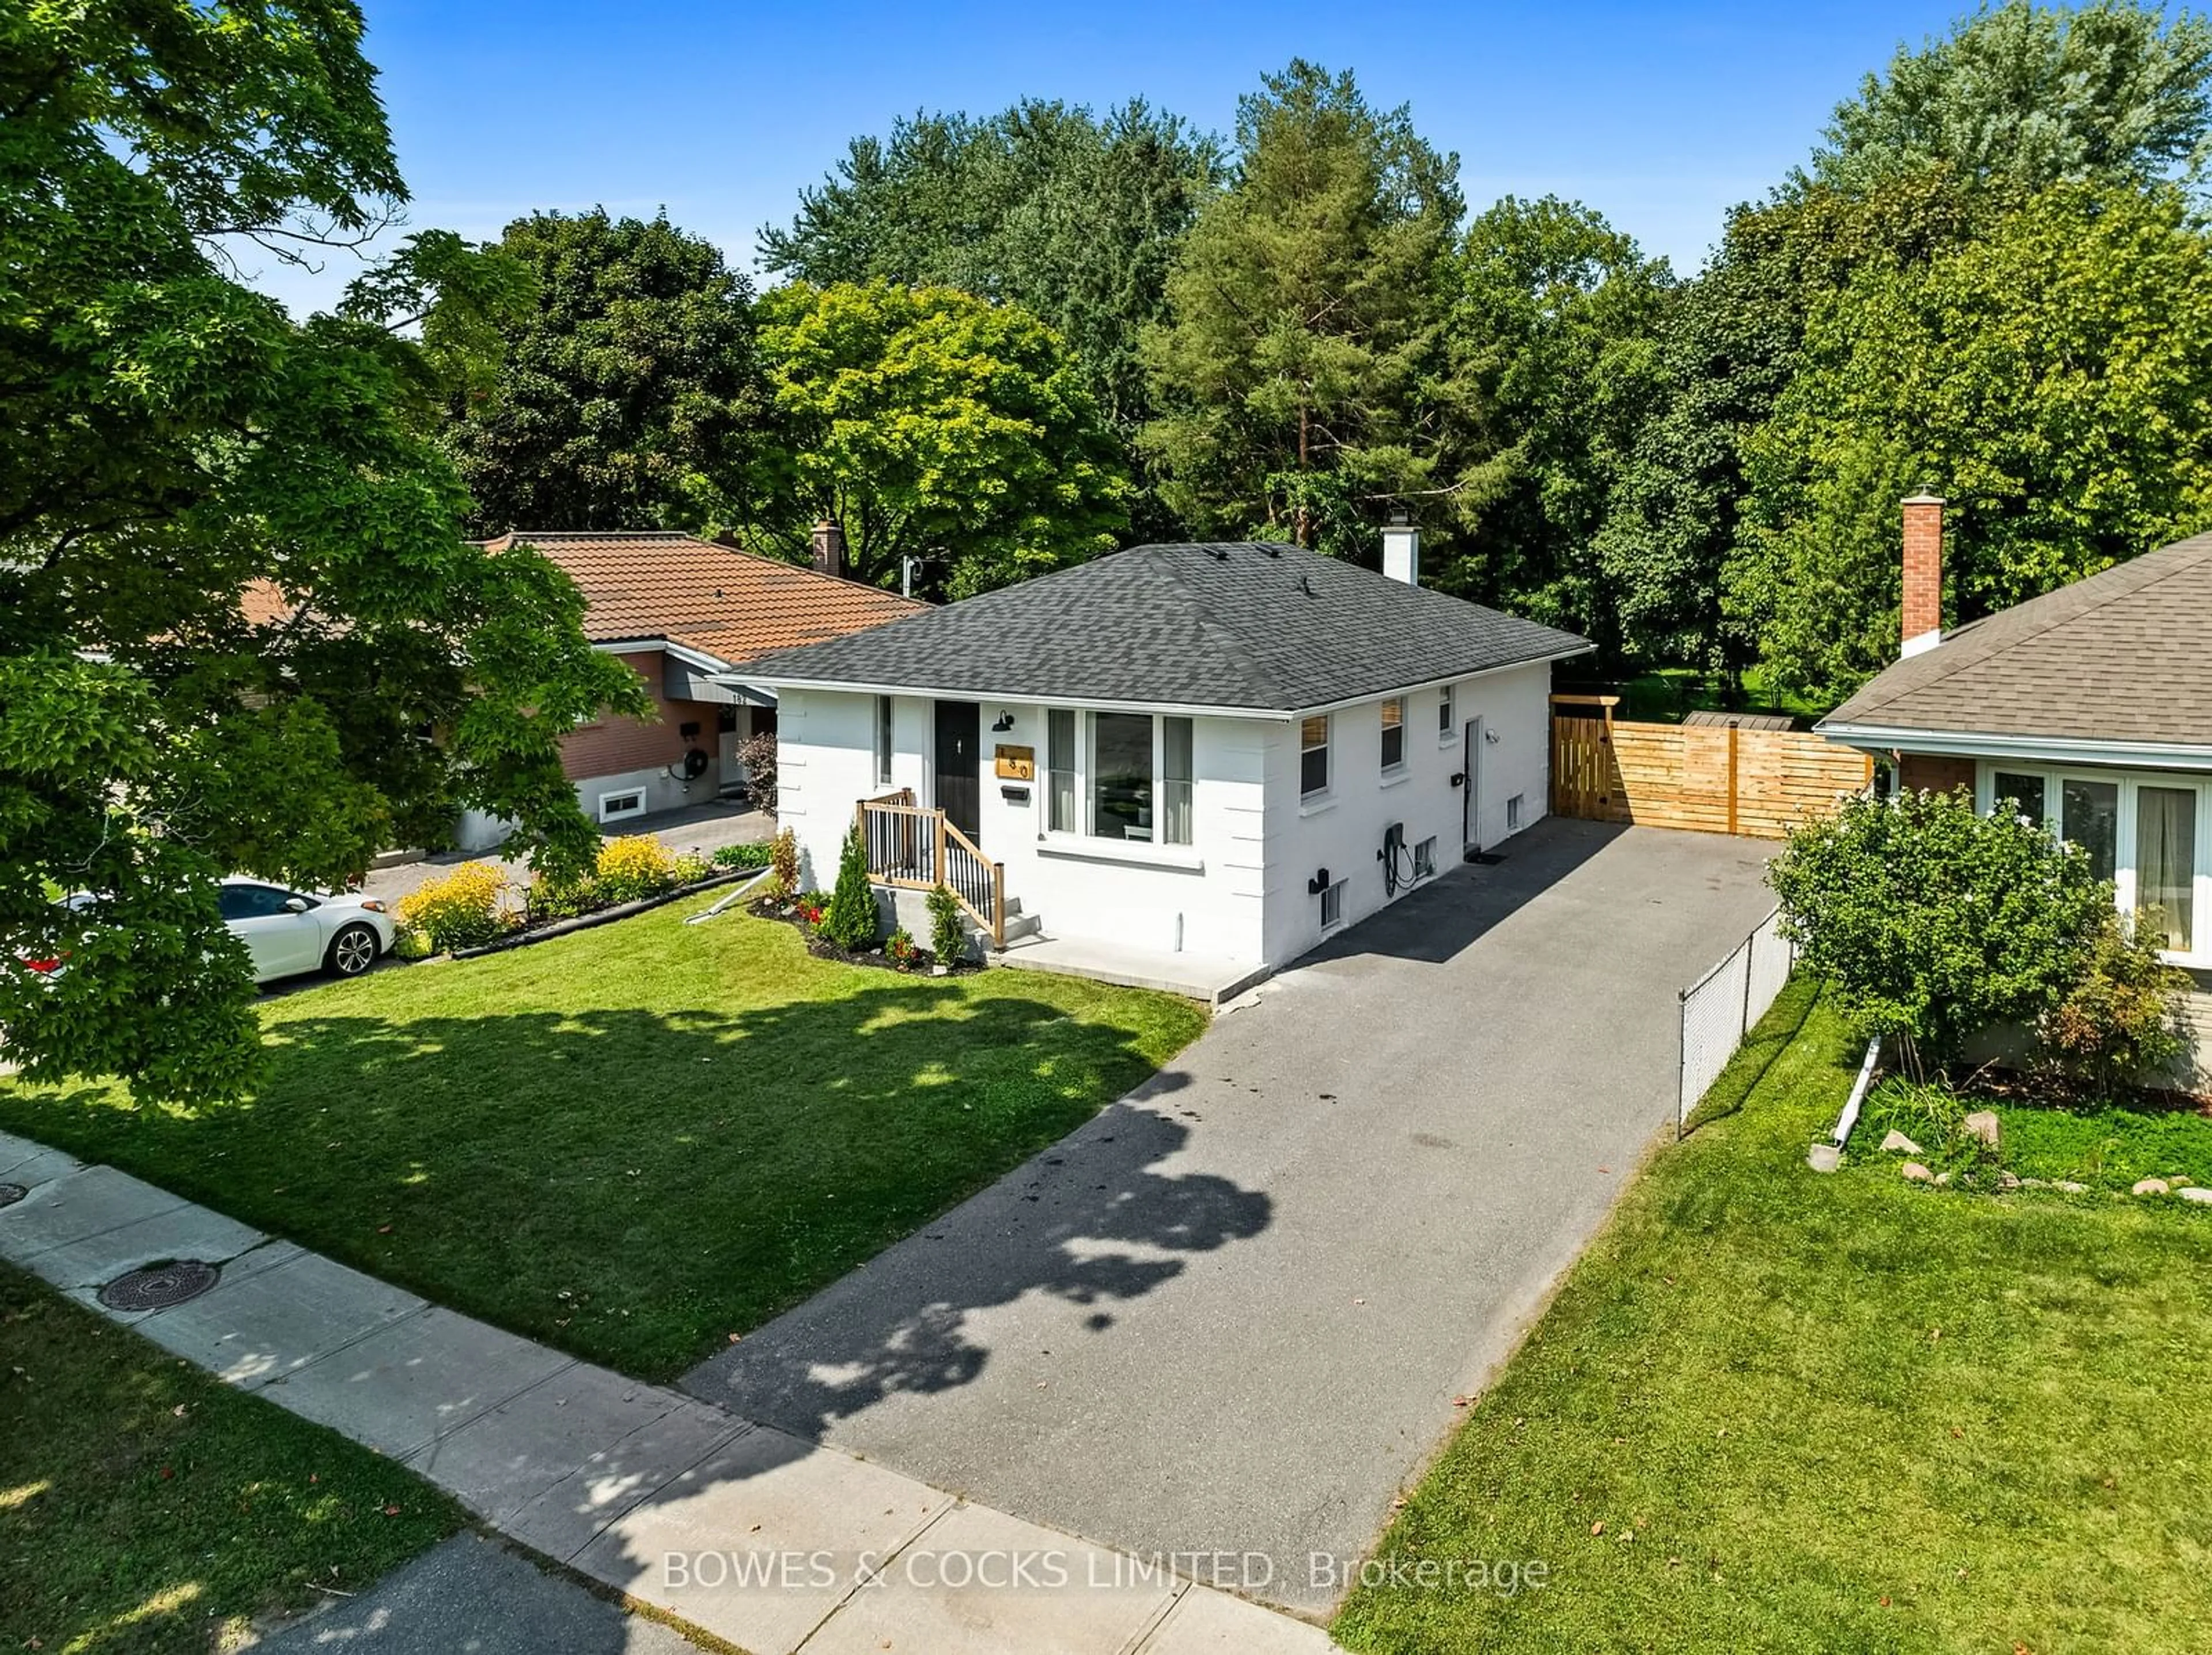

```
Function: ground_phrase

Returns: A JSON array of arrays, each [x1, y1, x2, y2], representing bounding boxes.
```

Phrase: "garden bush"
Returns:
[[2039, 910, 2194, 1095], [594, 835, 683, 903], [710, 841, 774, 871], [768, 827, 801, 896], [819, 824, 878, 951], [393, 861, 509, 954], [735, 730, 778, 812], [1770, 787, 2107, 1078], [927, 883, 968, 965]]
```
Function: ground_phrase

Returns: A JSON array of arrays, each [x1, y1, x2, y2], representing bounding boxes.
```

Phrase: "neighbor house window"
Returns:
[[597, 787, 646, 823], [1438, 686, 1455, 740], [1047, 710, 1195, 847], [1380, 698, 1405, 772], [1978, 764, 2205, 960], [2137, 786, 2196, 953], [1301, 715, 1331, 798], [1048, 709, 1077, 832], [873, 695, 894, 787]]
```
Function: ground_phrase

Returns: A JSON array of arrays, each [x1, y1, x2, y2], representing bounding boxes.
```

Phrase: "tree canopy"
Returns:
[[1, 1, 642, 1100], [745, 281, 1131, 597], [445, 210, 763, 536], [1139, 60, 1461, 558]]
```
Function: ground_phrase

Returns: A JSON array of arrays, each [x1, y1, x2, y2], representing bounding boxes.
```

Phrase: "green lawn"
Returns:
[[0, 900, 1207, 1381], [1334, 976, 2212, 1654], [0, 1264, 460, 1654]]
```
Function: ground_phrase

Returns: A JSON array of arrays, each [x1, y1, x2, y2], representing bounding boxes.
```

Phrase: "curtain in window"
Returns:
[[2135, 786, 2196, 952], [1161, 718, 1193, 845], [1047, 709, 1076, 833]]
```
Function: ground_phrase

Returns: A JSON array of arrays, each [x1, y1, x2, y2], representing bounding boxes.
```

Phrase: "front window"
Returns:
[[1090, 711, 1153, 840], [1301, 715, 1330, 798], [1978, 764, 2203, 959], [2137, 786, 2196, 953], [1380, 698, 1405, 772], [873, 695, 894, 787], [1047, 710, 1196, 847]]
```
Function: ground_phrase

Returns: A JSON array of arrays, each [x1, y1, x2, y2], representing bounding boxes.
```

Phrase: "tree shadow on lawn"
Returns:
[[6, 980, 1260, 1389]]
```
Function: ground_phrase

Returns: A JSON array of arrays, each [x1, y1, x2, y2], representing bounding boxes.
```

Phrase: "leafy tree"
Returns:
[[1810, 0, 2212, 198], [446, 210, 763, 534], [760, 100, 1218, 442], [1, 2, 645, 1102], [819, 824, 880, 952], [1437, 196, 1672, 647], [1140, 61, 1461, 557], [1771, 788, 2108, 1076], [1732, 181, 2212, 699], [745, 281, 1130, 597]]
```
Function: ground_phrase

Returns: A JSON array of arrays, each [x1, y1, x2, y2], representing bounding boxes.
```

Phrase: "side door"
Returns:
[[933, 700, 982, 843], [218, 884, 321, 981]]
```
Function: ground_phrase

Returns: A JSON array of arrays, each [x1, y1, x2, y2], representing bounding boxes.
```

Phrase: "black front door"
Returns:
[[934, 700, 982, 842]]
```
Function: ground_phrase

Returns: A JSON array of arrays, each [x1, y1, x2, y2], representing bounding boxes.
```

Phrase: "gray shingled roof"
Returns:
[[734, 541, 1590, 711], [1821, 532, 2212, 748]]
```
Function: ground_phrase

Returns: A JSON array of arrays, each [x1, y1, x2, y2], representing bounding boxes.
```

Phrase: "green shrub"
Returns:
[[710, 841, 774, 871], [1771, 787, 2107, 1077], [2039, 910, 2194, 1094], [885, 927, 921, 970], [671, 851, 711, 885], [393, 861, 509, 953], [819, 824, 878, 952], [927, 883, 967, 965], [594, 835, 683, 904]]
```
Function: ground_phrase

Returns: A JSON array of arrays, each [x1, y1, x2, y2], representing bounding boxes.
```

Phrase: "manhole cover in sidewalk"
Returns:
[[0, 1184, 26, 1209], [99, 1259, 219, 1312]]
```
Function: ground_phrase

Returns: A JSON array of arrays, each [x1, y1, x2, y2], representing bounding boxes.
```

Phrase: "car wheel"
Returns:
[[326, 922, 380, 978]]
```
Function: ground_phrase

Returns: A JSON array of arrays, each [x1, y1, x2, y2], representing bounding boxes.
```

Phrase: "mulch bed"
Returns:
[[747, 895, 979, 978]]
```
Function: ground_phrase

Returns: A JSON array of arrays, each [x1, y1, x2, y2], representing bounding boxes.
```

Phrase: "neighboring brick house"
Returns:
[[457, 527, 922, 846], [1819, 496, 2212, 1024]]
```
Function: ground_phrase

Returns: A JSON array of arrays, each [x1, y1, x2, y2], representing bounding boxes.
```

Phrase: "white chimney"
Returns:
[[1382, 514, 1419, 586]]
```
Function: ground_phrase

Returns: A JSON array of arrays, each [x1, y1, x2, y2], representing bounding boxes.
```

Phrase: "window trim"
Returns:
[[1975, 760, 2210, 965], [597, 787, 649, 824]]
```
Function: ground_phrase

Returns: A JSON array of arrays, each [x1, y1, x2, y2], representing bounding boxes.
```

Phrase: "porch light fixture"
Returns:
[[1306, 867, 1331, 895], [991, 711, 1015, 732]]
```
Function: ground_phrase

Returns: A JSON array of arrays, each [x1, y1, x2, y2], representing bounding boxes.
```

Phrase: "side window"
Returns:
[[219, 884, 294, 920], [1438, 686, 1454, 738], [1380, 698, 1405, 772], [1300, 715, 1331, 798]]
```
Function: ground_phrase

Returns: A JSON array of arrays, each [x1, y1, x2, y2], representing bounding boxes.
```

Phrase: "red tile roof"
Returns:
[[485, 531, 925, 666]]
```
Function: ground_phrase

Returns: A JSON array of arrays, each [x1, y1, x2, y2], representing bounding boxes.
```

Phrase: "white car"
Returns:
[[215, 878, 395, 983]]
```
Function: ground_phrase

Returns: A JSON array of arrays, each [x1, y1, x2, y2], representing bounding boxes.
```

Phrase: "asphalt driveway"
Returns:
[[683, 819, 1776, 1614]]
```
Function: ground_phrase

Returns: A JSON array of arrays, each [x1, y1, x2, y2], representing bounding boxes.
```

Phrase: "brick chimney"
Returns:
[[1901, 492, 1944, 658], [810, 518, 845, 580]]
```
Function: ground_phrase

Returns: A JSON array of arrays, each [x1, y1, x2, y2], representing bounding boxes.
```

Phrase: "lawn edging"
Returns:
[[449, 870, 750, 959]]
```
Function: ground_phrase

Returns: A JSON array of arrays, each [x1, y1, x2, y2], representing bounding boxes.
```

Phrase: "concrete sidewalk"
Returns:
[[0, 1128, 1336, 1655]]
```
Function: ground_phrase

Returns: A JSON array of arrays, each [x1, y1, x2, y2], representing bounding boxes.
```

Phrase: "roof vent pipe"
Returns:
[[1382, 512, 1419, 588]]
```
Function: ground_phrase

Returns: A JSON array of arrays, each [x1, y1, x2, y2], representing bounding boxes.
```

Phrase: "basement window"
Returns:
[[597, 787, 647, 824], [1320, 877, 1346, 930], [1506, 794, 1524, 833], [1414, 836, 1437, 879]]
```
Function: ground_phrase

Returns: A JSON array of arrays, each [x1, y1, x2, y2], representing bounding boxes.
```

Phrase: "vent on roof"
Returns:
[[1298, 574, 1316, 597], [1207, 546, 1230, 560]]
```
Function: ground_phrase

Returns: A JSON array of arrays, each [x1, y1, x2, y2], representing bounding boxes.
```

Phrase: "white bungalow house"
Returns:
[[740, 530, 1590, 983]]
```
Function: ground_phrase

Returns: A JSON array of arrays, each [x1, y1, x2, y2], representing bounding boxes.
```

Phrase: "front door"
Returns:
[[1463, 716, 1484, 852], [934, 700, 982, 842]]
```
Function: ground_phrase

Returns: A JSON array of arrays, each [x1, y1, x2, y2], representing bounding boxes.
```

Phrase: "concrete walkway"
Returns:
[[686, 821, 1777, 1614], [0, 1132, 1336, 1655]]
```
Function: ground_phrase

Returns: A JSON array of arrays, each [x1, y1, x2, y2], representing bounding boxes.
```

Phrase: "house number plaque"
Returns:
[[994, 744, 1036, 781]]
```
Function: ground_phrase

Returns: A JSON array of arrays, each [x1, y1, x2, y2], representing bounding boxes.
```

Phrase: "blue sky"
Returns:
[[252, 0, 1968, 312]]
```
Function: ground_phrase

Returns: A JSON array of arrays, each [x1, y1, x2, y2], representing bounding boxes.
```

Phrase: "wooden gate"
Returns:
[[1550, 695, 1872, 840]]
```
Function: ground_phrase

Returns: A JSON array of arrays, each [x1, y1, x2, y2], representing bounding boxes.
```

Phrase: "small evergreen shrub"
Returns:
[[819, 824, 878, 952], [393, 861, 509, 953], [927, 883, 967, 965]]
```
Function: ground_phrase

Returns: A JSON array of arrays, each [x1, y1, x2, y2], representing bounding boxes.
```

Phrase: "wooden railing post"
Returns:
[[991, 862, 1006, 950], [934, 811, 948, 889]]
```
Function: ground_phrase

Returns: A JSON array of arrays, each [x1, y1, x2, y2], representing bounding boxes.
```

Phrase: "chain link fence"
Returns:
[[1677, 906, 1797, 1133]]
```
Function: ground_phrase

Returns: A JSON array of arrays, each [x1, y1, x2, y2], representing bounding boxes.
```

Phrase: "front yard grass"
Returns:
[[0, 900, 1207, 1381], [1334, 976, 2212, 1655], [0, 1263, 460, 1654]]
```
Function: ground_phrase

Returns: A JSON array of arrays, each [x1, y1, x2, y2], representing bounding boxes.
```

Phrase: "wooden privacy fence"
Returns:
[[1551, 695, 1872, 839]]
